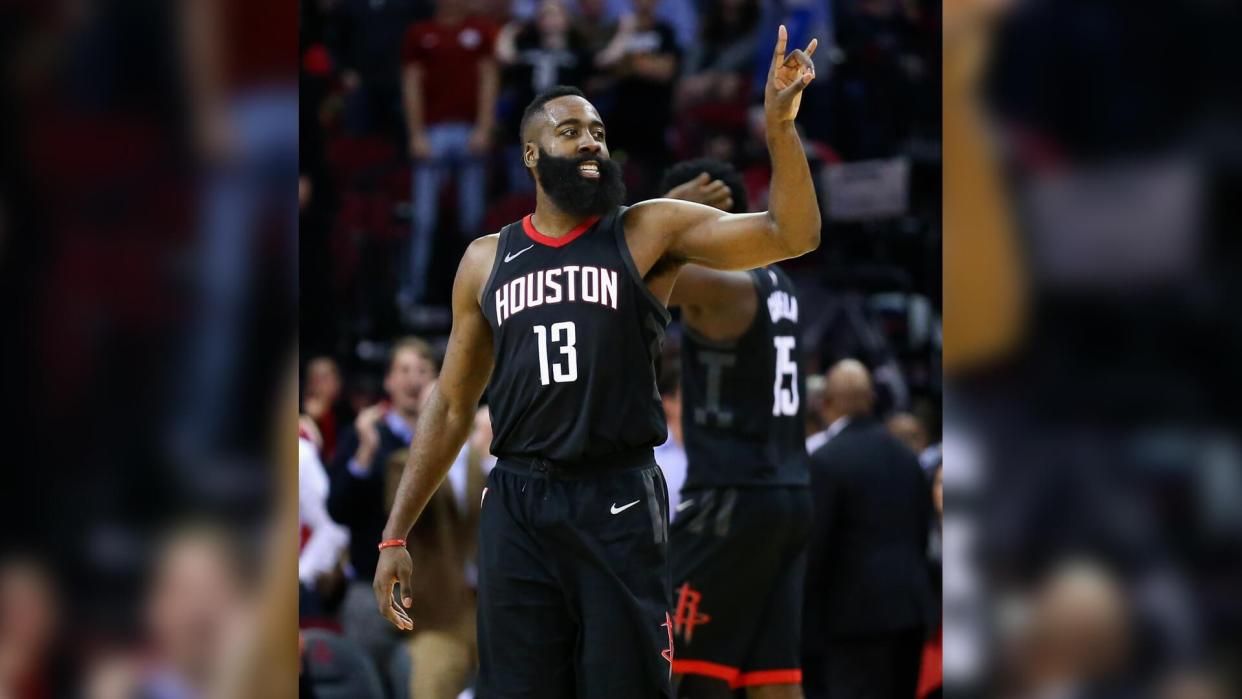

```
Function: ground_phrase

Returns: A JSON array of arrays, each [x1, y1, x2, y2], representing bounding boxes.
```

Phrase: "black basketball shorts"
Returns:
[[669, 486, 812, 691], [475, 450, 673, 699]]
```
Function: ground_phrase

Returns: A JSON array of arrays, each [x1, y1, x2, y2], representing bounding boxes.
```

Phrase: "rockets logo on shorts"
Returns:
[[662, 611, 675, 672], [672, 582, 712, 643]]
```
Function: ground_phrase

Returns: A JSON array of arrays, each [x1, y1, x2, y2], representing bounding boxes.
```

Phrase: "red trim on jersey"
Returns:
[[673, 661, 801, 689], [672, 660, 739, 685], [736, 669, 803, 687], [522, 214, 600, 248]]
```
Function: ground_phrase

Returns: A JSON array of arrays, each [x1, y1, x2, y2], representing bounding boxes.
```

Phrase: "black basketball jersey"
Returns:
[[481, 206, 670, 464], [680, 266, 809, 488]]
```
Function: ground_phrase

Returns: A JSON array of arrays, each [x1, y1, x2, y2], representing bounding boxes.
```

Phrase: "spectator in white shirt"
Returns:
[[298, 420, 348, 598]]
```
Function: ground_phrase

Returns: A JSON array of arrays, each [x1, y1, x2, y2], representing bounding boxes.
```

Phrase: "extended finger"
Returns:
[[398, 567, 414, 609], [769, 24, 788, 72], [805, 38, 818, 58], [389, 599, 414, 630]]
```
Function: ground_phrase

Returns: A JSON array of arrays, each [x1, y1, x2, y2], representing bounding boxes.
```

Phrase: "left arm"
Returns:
[[668, 266, 758, 341], [626, 26, 821, 271]]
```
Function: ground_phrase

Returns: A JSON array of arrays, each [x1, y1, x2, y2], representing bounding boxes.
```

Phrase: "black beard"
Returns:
[[535, 149, 625, 218]]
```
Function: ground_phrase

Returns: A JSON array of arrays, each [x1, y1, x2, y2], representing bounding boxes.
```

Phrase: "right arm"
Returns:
[[662, 178, 759, 340], [373, 236, 497, 630]]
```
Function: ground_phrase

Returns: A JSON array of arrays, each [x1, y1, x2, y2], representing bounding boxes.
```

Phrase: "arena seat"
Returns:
[[302, 628, 387, 699]]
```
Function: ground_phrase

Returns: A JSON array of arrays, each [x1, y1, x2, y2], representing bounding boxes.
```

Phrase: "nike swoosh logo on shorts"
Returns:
[[611, 500, 640, 515], [675, 499, 694, 513], [504, 244, 535, 263]]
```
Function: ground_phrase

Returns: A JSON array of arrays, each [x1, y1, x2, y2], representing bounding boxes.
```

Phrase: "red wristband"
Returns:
[[377, 539, 406, 551]]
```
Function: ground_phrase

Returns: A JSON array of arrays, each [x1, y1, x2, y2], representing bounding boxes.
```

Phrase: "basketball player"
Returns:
[[374, 26, 820, 698], [659, 159, 811, 699]]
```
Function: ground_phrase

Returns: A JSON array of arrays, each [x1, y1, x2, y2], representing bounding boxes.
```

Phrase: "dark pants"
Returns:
[[803, 628, 925, 699], [476, 452, 673, 699]]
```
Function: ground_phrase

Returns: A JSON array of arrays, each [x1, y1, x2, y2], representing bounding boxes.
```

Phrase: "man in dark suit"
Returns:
[[802, 359, 934, 699]]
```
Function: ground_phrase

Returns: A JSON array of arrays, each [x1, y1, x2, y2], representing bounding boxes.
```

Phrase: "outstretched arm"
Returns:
[[627, 26, 822, 271], [373, 236, 497, 630]]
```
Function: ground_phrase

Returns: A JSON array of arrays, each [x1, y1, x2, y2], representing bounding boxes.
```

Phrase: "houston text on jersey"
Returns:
[[494, 265, 620, 325]]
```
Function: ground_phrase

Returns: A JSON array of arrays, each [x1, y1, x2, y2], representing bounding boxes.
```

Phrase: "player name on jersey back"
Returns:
[[494, 265, 620, 326], [766, 288, 799, 324]]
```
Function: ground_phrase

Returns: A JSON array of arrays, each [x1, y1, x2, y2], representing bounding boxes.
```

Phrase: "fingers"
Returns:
[[694, 172, 711, 185], [769, 24, 788, 72], [805, 38, 818, 58], [375, 579, 399, 628], [777, 71, 814, 99], [374, 575, 414, 631], [778, 49, 816, 95], [783, 48, 816, 74], [398, 566, 414, 610], [702, 179, 731, 205], [389, 598, 414, 631]]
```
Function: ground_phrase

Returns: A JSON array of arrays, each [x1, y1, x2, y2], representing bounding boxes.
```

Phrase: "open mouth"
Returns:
[[578, 161, 600, 179]]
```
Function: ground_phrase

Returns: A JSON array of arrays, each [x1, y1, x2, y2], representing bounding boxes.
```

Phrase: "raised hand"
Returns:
[[764, 25, 818, 125]]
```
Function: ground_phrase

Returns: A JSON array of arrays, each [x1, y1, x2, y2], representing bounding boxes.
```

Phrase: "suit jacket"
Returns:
[[803, 417, 934, 647], [327, 417, 410, 580]]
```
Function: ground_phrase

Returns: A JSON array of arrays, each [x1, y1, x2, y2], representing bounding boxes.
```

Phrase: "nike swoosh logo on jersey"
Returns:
[[611, 500, 640, 515], [504, 244, 535, 263], [675, 499, 694, 513]]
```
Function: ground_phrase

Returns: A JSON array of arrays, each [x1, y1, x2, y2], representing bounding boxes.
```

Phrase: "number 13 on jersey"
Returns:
[[533, 322, 578, 386]]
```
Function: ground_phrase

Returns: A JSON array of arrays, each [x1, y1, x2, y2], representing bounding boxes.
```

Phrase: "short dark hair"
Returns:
[[389, 336, 437, 374], [521, 85, 588, 143], [658, 158, 750, 214]]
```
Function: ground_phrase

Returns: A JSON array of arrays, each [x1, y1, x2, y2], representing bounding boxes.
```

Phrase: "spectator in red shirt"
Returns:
[[400, 1, 500, 313]]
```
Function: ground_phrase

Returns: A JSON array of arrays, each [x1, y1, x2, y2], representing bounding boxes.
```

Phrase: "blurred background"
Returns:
[[0, 0, 299, 697], [11, 0, 1237, 697], [943, 0, 1242, 697], [297, 0, 941, 697]]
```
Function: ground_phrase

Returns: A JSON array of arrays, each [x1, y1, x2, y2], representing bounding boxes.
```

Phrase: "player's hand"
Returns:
[[373, 546, 415, 631], [664, 172, 734, 212], [764, 25, 817, 125], [409, 131, 431, 160]]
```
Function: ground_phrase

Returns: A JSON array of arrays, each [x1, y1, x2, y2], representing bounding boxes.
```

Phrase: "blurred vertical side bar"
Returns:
[[943, 0, 1242, 697], [0, 0, 299, 696]]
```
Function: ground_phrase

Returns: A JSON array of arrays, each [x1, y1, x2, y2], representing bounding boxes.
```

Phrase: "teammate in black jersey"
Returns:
[[374, 26, 821, 699], [660, 159, 811, 699]]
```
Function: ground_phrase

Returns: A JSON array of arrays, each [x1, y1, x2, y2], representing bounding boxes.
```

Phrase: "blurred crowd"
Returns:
[[296, 2, 941, 695], [299, 0, 941, 349], [298, 343, 943, 698], [943, 0, 1242, 697]]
